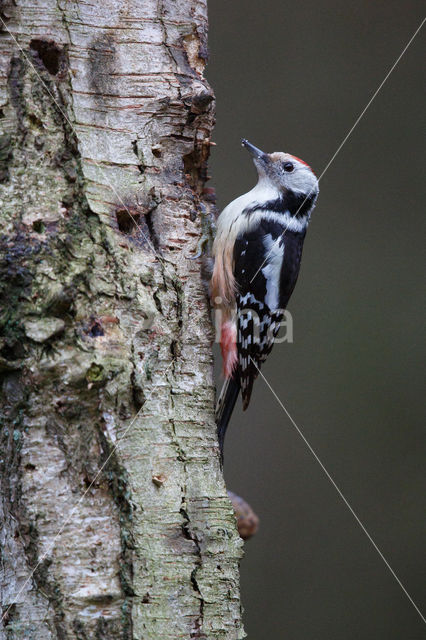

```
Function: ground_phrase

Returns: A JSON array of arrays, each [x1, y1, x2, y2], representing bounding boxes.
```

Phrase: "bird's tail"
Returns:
[[215, 373, 240, 463]]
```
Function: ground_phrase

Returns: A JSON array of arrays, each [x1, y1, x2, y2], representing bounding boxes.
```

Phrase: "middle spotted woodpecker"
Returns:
[[212, 139, 319, 458]]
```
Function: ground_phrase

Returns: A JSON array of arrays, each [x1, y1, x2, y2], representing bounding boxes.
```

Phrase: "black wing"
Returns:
[[233, 218, 305, 409]]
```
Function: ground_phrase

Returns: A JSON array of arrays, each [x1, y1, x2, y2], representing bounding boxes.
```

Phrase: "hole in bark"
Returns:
[[32, 219, 45, 233], [60, 200, 71, 217], [0, 341, 25, 360], [130, 365, 146, 412], [183, 150, 196, 181], [88, 320, 104, 337], [25, 463, 36, 471], [34, 135, 44, 150], [183, 148, 205, 193], [181, 522, 192, 540], [83, 474, 93, 489], [180, 508, 193, 541], [116, 208, 140, 234], [132, 390, 145, 413], [2, 603, 16, 626], [131, 140, 145, 173], [28, 112, 44, 128], [170, 340, 177, 358], [30, 39, 64, 75], [145, 209, 159, 250]]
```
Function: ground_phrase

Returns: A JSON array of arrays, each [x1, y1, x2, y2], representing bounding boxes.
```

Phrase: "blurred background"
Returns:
[[207, 2, 425, 638]]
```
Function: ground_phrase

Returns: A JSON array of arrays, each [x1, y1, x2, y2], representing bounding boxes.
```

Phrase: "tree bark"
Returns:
[[0, 1, 244, 638]]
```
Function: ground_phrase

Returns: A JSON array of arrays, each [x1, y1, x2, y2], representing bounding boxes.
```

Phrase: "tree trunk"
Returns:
[[0, 1, 244, 638]]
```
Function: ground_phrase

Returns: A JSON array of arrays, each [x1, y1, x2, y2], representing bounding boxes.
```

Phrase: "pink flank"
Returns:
[[220, 320, 237, 379]]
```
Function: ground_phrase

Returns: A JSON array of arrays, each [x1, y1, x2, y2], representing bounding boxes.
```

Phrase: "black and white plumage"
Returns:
[[234, 221, 306, 408], [212, 140, 319, 458]]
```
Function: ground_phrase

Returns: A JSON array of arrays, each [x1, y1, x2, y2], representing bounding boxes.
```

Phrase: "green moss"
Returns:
[[86, 362, 105, 383]]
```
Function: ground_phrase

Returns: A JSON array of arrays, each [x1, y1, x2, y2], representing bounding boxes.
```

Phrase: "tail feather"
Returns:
[[215, 373, 240, 463]]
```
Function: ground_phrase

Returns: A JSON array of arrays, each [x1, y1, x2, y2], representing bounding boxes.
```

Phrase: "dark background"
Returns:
[[207, 2, 425, 639]]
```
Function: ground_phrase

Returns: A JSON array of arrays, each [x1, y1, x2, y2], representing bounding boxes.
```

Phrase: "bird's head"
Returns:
[[242, 139, 319, 201]]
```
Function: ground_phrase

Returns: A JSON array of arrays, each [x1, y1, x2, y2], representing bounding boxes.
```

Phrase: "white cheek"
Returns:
[[287, 170, 318, 195]]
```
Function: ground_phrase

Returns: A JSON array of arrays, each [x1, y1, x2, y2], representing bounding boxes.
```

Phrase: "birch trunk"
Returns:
[[0, 1, 244, 638]]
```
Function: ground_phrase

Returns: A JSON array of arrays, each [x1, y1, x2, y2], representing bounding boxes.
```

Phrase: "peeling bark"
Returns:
[[0, 2, 244, 638]]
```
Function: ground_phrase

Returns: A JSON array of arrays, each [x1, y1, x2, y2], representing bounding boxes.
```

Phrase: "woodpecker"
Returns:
[[212, 139, 319, 458]]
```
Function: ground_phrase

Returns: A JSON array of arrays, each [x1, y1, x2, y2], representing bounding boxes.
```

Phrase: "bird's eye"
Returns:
[[283, 162, 294, 172]]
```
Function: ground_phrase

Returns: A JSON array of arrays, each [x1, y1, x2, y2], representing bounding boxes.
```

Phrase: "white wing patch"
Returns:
[[261, 234, 284, 311]]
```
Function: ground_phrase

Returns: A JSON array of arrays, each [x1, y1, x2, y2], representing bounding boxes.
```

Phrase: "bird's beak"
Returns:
[[241, 139, 269, 162], [241, 139, 271, 177]]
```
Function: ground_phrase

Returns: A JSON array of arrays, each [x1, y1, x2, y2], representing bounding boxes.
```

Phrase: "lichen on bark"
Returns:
[[0, 1, 244, 639]]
